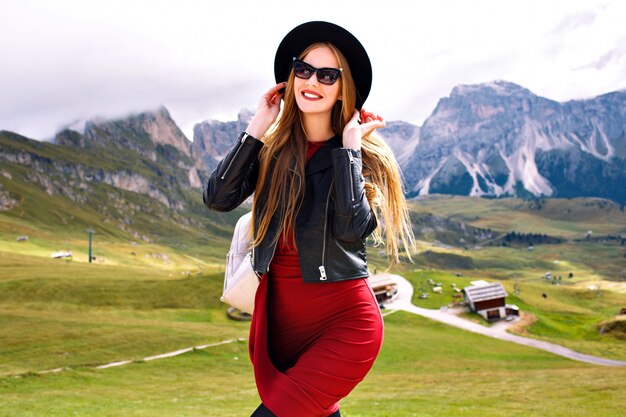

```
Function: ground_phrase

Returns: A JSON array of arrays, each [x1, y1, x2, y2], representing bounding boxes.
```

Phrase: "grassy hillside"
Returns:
[[401, 268, 626, 360], [1, 302, 624, 416], [0, 157, 242, 270], [0, 130, 245, 258], [0, 252, 247, 376], [410, 195, 626, 239]]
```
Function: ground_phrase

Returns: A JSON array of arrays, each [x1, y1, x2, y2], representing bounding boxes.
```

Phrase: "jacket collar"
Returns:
[[305, 134, 342, 176]]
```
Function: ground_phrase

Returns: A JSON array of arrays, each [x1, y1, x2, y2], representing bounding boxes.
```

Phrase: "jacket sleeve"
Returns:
[[330, 147, 378, 242], [203, 132, 264, 212]]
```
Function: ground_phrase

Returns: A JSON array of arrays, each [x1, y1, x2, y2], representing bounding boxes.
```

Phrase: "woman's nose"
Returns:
[[306, 72, 319, 87]]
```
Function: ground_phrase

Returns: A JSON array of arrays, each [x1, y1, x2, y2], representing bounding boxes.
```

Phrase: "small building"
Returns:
[[463, 282, 513, 321], [368, 273, 399, 304], [51, 250, 72, 259]]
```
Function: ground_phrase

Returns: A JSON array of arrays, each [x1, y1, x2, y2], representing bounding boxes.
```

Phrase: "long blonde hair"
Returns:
[[252, 42, 415, 265]]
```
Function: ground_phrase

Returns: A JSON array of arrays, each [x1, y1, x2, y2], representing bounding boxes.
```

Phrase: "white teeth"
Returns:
[[303, 92, 321, 99]]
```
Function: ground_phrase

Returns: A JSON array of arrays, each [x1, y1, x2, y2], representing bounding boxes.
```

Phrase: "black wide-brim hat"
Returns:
[[274, 21, 372, 110]]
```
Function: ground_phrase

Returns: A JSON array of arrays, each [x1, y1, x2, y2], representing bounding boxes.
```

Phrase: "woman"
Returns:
[[204, 21, 414, 417]]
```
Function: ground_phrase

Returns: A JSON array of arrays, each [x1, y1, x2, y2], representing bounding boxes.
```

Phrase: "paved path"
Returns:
[[30, 338, 246, 377], [381, 273, 626, 367]]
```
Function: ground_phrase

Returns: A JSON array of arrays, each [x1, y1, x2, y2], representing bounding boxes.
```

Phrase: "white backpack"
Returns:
[[221, 212, 259, 314]]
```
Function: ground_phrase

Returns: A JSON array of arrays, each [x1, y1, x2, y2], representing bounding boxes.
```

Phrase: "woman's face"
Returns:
[[293, 45, 342, 117]]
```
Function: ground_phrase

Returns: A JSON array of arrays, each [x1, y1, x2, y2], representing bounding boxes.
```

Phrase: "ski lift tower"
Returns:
[[87, 227, 95, 263]]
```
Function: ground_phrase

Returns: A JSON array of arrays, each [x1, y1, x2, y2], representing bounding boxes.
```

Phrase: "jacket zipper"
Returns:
[[347, 149, 355, 202], [267, 239, 278, 273], [319, 179, 334, 280], [220, 133, 248, 180], [251, 245, 261, 278]]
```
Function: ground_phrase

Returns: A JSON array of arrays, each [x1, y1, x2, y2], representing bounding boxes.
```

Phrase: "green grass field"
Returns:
[[1, 248, 625, 416], [2, 194, 626, 416], [2, 310, 625, 417], [0, 252, 246, 376]]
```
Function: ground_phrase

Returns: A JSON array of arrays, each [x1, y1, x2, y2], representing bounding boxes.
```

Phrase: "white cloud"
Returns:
[[1, 0, 624, 140]]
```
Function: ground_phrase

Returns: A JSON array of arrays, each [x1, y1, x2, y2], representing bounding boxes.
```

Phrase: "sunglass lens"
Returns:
[[293, 61, 313, 79], [317, 69, 340, 85]]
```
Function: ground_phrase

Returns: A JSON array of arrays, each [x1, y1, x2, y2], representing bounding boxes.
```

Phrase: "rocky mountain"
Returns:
[[0, 105, 255, 219], [380, 121, 420, 167], [399, 81, 626, 203], [192, 109, 253, 172], [57, 106, 203, 192], [0, 107, 243, 248], [2, 80, 626, 244]]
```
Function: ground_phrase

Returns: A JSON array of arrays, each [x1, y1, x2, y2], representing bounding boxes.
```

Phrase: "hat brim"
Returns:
[[274, 21, 372, 110]]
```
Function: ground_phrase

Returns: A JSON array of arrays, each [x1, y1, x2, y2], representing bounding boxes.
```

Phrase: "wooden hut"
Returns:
[[368, 273, 399, 304], [463, 282, 510, 321]]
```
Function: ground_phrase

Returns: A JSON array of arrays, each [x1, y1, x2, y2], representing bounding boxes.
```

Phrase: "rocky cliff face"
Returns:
[[0, 129, 235, 245], [62, 107, 205, 197], [0, 130, 184, 211], [400, 81, 626, 203], [380, 121, 420, 167], [59, 106, 202, 190], [72, 107, 190, 159], [0, 105, 210, 215], [191, 109, 253, 172], [0, 177, 18, 211]]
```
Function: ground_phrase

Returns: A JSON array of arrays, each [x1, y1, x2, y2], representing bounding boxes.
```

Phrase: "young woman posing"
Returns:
[[204, 21, 414, 417]]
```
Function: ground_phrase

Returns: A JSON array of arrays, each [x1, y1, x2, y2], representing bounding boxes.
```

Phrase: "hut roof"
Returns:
[[368, 273, 396, 288], [464, 282, 507, 303]]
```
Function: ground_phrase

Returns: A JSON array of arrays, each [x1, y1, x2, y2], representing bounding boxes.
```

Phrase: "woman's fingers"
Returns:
[[261, 82, 286, 106], [360, 108, 383, 124], [359, 118, 386, 136], [342, 109, 385, 148], [349, 109, 386, 132], [247, 82, 287, 138], [359, 109, 385, 131], [267, 82, 286, 95], [268, 92, 282, 106], [265, 82, 286, 106]]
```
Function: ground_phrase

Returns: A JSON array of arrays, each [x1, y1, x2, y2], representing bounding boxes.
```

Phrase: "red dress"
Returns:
[[248, 141, 384, 417]]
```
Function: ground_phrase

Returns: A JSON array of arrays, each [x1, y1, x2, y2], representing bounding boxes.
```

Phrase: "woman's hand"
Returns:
[[246, 82, 286, 139], [342, 109, 386, 150]]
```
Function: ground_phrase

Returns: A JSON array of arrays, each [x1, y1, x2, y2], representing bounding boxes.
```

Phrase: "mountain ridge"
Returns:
[[400, 81, 626, 203], [1, 80, 625, 205]]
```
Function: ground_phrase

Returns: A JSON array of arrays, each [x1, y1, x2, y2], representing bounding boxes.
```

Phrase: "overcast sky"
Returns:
[[1, 0, 625, 141]]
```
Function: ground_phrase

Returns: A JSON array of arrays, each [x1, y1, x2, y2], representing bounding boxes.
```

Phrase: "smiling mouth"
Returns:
[[302, 91, 323, 100]]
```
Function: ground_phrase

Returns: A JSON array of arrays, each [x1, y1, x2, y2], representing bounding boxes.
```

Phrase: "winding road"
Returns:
[[381, 273, 626, 367]]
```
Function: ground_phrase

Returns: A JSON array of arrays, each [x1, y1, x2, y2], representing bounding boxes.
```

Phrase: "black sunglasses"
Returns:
[[292, 57, 343, 85]]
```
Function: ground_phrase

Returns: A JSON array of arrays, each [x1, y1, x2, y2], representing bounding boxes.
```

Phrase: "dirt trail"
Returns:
[[381, 273, 626, 367]]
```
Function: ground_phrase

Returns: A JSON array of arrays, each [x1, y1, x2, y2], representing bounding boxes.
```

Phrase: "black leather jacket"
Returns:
[[203, 132, 377, 283]]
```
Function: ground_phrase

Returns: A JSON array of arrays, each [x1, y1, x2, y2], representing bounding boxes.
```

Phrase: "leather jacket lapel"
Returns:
[[305, 135, 342, 176]]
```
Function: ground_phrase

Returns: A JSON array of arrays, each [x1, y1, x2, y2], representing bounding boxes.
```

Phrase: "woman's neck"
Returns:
[[301, 112, 335, 143]]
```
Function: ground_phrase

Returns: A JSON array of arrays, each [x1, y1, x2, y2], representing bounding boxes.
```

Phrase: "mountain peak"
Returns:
[[192, 109, 254, 166], [237, 108, 254, 125], [451, 81, 533, 98], [80, 106, 192, 158]]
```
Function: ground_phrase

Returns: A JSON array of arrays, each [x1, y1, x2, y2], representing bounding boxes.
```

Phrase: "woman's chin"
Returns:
[[295, 99, 334, 115]]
